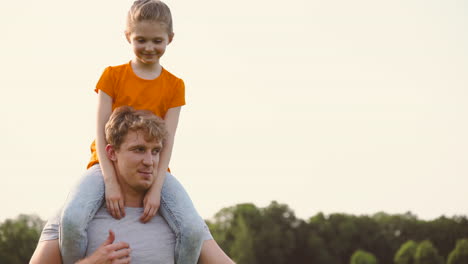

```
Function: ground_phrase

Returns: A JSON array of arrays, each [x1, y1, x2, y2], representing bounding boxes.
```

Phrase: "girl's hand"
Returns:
[[78, 230, 131, 264], [105, 181, 125, 219], [140, 187, 161, 223]]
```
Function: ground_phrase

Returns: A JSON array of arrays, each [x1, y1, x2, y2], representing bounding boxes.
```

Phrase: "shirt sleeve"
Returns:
[[168, 78, 186, 108], [94, 66, 115, 98], [39, 209, 60, 241]]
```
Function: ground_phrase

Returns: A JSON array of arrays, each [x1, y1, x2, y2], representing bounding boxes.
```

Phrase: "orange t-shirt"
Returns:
[[87, 62, 185, 168]]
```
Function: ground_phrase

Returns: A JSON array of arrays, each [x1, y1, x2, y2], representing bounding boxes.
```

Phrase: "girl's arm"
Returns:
[[140, 106, 181, 223], [96, 91, 125, 219]]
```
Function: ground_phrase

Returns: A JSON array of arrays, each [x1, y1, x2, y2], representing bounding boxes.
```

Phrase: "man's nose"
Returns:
[[142, 151, 154, 166]]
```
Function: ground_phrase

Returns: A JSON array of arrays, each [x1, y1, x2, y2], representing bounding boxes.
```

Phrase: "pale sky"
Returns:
[[1, 0, 467, 222]]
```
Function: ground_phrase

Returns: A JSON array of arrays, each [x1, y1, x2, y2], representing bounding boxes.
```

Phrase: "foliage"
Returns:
[[208, 203, 262, 264], [209, 202, 468, 264], [414, 240, 444, 264], [350, 249, 378, 264], [230, 215, 256, 264], [209, 201, 299, 264], [394, 240, 418, 264], [0, 214, 44, 264], [447, 238, 468, 264]]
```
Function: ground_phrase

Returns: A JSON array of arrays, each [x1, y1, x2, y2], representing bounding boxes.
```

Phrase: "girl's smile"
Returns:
[[126, 20, 173, 66]]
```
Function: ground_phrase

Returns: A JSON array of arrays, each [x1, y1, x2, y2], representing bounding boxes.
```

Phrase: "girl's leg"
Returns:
[[60, 164, 105, 264], [159, 172, 213, 264]]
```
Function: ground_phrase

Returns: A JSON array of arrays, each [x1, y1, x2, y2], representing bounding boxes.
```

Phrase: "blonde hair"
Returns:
[[126, 0, 173, 34], [105, 106, 168, 150]]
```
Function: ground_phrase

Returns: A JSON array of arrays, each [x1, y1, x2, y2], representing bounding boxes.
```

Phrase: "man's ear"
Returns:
[[106, 144, 117, 161]]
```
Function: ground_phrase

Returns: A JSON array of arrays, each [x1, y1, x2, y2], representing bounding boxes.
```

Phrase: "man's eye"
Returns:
[[137, 39, 145, 43], [153, 40, 162, 44], [152, 149, 161, 155], [135, 147, 145, 152]]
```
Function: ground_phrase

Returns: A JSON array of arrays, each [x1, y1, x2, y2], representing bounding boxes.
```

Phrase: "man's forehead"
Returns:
[[123, 130, 162, 146]]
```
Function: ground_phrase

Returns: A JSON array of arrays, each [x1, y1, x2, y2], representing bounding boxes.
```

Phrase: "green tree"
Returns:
[[447, 238, 468, 264], [208, 201, 468, 264], [350, 249, 378, 264], [427, 216, 468, 258], [208, 203, 263, 263], [394, 240, 418, 264], [373, 212, 421, 261], [414, 240, 443, 264], [290, 219, 334, 264], [309, 213, 354, 263], [230, 215, 256, 264], [0, 214, 44, 264], [254, 201, 297, 264]]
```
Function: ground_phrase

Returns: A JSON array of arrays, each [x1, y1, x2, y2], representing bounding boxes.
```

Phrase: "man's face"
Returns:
[[108, 130, 162, 192]]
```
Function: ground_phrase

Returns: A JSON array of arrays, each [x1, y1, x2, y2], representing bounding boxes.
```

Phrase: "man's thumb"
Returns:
[[102, 229, 115, 246]]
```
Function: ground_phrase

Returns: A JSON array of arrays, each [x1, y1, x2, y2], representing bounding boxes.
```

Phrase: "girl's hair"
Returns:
[[126, 0, 173, 34], [106, 106, 168, 150]]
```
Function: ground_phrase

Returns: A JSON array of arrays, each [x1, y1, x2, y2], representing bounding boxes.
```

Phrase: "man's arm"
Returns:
[[30, 239, 62, 264], [30, 230, 131, 264]]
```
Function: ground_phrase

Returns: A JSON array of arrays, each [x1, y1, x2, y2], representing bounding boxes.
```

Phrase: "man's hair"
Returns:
[[126, 0, 174, 35], [105, 106, 167, 150]]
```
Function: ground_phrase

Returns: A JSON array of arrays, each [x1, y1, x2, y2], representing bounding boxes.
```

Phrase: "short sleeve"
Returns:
[[94, 66, 115, 98], [168, 78, 186, 108], [39, 209, 60, 241]]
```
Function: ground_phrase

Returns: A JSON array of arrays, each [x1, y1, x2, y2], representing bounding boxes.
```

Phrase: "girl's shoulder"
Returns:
[[106, 61, 132, 72], [161, 67, 184, 83], [100, 62, 132, 80]]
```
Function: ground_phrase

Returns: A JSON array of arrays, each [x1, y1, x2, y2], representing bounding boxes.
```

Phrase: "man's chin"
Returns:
[[139, 181, 153, 190]]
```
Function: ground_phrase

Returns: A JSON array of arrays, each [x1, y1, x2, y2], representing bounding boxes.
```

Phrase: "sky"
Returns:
[[1, 0, 467, 222]]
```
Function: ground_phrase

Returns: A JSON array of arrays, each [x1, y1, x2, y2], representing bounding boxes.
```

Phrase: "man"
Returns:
[[31, 106, 175, 263], [30, 106, 234, 263]]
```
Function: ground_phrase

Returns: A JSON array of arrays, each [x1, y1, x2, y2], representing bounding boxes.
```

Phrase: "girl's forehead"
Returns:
[[130, 20, 170, 34]]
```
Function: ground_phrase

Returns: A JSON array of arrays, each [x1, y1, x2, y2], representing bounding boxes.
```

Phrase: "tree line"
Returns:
[[1, 201, 467, 264], [207, 201, 468, 264]]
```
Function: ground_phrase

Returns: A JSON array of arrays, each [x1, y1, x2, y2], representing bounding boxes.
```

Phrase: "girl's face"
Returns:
[[126, 20, 173, 66]]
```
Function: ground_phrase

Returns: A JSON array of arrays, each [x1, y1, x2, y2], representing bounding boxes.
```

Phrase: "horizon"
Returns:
[[2, 199, 467, 223]]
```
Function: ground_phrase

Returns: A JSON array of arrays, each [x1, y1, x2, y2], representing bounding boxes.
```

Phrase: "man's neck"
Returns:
[[121, 186, 145, 207]]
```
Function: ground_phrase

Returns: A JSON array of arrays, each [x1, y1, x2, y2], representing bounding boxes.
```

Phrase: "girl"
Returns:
[[38, 1, 234, 263]]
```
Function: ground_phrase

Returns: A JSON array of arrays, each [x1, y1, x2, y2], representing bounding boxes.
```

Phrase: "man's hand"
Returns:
[[77, 230, 131, 264], [105, 181, 125, 219], [140, 186, 161, 223]]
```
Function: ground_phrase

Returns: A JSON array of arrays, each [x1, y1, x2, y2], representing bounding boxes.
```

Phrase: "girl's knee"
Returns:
[[61, 207, 88, 236], [180, 221, 206, 244]]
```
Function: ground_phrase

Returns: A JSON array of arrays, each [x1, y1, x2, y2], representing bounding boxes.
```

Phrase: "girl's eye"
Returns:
[[137, 39, 145, 43]]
